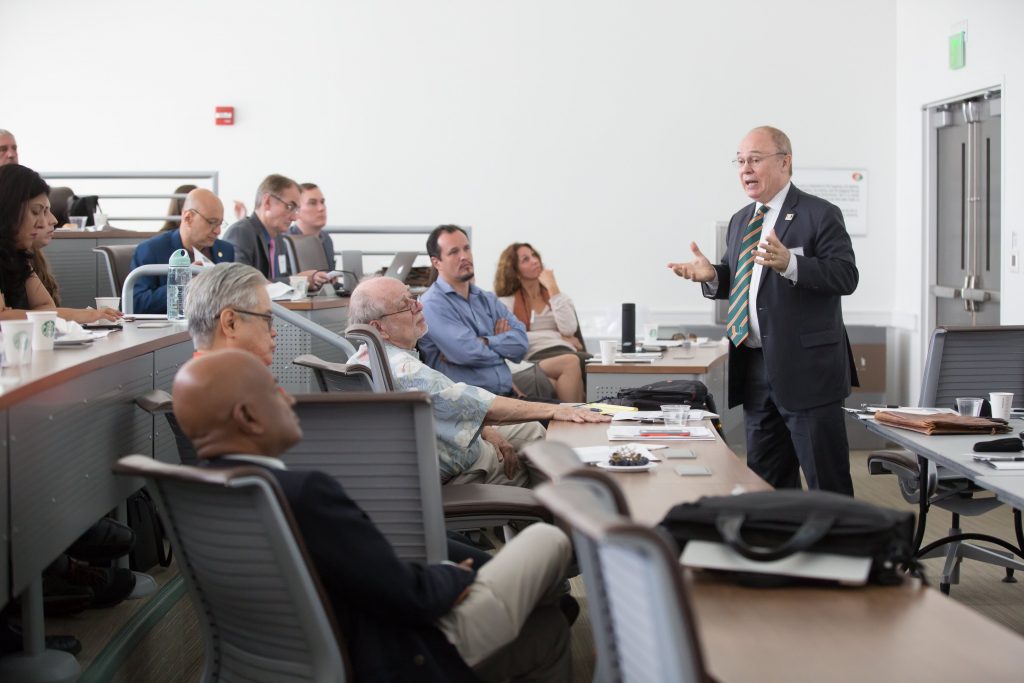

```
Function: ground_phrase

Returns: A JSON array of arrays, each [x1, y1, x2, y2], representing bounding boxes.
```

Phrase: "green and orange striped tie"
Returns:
[[727, 205, 768, 347]]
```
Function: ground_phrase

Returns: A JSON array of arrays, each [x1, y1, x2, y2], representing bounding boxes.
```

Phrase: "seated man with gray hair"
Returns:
[[183, 262, 277, 366], [348, 276, 609, 487]]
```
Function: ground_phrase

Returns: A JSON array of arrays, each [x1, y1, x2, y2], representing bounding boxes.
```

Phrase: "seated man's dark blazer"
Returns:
[[203, 458, 479, 682], [222, 213, 288, 283], [129, 230, 234, 314]]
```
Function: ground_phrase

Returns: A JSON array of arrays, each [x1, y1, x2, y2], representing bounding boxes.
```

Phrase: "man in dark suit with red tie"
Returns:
[[669, 126, 859, 495]]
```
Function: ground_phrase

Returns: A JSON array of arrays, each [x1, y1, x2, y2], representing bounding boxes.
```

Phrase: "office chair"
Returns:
[[292, 354, 374, 392], [536, 478, 712, 683], [868, 325, 1024, 593], [283, 233, 330, 274], [113, 456, 350, 683], [93, 244, 137, 297]]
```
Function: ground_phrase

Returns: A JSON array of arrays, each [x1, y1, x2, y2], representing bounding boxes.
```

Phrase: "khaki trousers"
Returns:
[[447, 422, 546, 487], [436, 523, 572, 682]]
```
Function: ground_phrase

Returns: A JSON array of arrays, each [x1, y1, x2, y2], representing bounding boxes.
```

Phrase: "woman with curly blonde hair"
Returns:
[[495, 242, 589, 402]]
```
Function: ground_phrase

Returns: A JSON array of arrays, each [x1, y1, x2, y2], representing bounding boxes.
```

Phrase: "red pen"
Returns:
[[639, 431, 690, 437]]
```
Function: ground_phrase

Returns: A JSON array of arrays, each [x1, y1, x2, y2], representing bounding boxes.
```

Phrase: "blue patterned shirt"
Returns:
[[353, 342, 495, 480]]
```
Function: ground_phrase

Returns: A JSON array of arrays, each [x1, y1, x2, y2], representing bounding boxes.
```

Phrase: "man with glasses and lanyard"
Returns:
[[223, 174, 332, 288], [668, 126, 859, 495], [129, 188, 235, 314]]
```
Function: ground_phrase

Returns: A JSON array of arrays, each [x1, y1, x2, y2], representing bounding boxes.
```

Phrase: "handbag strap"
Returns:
[[715, 511, 836, 562]]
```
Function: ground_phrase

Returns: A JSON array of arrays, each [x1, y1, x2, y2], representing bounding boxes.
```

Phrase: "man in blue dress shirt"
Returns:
[[419, 225, 552, 398], [130, 188, 235, 314]]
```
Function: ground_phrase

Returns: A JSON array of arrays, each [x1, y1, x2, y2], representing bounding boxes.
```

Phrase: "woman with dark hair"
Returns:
[[32, 219, 121, 323], [0, 164, 119, 321], [160, 183, 198, 231], [495, 242, 588, 402]]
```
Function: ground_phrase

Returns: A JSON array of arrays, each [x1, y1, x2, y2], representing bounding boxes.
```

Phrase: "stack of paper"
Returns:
[[611, 410, 720, 422], [607, 425, 715, 441]]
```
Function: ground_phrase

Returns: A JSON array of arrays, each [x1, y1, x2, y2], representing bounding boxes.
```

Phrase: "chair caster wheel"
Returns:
[[940, 583, 951, 595], [1002, 568, 1017, 583]]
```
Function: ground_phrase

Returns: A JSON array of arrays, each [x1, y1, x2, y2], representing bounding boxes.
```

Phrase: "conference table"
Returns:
[[586, 342, 742, 442], [547, 420, 1024, 681], [0, 321, 192, 680]]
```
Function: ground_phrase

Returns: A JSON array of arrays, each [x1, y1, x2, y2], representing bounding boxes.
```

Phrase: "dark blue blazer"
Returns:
[[202, 459, 479, 682], [129, 230, 234, 314], [704, 185, 860, 411]]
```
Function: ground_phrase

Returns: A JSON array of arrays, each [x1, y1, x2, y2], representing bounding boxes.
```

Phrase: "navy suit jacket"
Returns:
[[704, 184, 859, 411], [130, 230, 234, 314], [202, 459, 479, 682]]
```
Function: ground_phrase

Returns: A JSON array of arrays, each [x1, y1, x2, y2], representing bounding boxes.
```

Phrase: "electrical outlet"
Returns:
[[1011, 250, 1022, 274]]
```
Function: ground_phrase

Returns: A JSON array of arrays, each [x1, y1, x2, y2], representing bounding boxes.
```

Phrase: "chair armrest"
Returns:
[[442, 484, 552, 523]]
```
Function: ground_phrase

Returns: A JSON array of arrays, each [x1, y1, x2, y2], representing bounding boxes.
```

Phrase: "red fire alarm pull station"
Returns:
[[215, 106, 234, 126]]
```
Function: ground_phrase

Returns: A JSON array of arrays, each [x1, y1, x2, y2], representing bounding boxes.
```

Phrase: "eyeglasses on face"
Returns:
[[731, 151, 787, 169], [378, 295, 421, 319], [269, 193, 300, 214], [230, 308, 274, 331], [188, 208, 226, 229]]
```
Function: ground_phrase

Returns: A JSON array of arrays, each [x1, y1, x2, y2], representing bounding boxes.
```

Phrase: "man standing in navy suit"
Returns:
[[669, 126, 859, 494], [130, 188, 235, 314]]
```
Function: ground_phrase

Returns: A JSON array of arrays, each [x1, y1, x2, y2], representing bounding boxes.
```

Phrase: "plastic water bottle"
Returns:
[[166, 249, 192, 321]]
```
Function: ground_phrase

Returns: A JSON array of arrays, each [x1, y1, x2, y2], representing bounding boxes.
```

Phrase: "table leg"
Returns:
[[0, 576, 79, 683]]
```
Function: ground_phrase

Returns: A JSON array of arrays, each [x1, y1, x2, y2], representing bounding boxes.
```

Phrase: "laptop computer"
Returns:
[[339, 250, 364, 293], [385, 251, 418, 283]]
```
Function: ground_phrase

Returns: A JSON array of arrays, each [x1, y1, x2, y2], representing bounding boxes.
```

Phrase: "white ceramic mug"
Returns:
[[990, 392, 1014, 421], [25, 311, 58, 351]]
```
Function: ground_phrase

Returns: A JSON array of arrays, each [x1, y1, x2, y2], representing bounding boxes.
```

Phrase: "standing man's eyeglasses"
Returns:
[[731, 152, 787, 169], [269, 193, 300, 214]]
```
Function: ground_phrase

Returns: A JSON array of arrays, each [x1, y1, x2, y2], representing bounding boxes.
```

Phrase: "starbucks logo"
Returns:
[[42, 320, 56, 338]]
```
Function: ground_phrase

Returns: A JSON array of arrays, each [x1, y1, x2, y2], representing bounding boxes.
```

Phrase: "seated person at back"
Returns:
[[289, 182, 336, 271], [173, 349, 574, 682], [495, 242, 586, 402], [130, 188, 235, 314], [349, 276, 608, 487], [0, 164, 118, 322], [419, 225, 553, 400]]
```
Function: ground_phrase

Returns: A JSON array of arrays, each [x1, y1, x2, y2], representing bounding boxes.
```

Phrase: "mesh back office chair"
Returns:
[[536, 478, 711, 683], [49, 186, 75, 226], [113, 456, 350, 683], [94, 244, 137, 297], [282, 234, 330, 274], [292, 355, 374, 393], [284, 393, 448, 564], [525, 440, 628, 683], [868, 325, 1024, 593]]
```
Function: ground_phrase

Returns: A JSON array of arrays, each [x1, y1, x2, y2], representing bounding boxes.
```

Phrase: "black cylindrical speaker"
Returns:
[[621, 303, 636, 353]]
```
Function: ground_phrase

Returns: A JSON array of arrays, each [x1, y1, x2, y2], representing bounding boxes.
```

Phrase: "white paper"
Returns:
[[573, 444, 661, 464], [267, 282, 294, 300], [607, 425, 715, 441]]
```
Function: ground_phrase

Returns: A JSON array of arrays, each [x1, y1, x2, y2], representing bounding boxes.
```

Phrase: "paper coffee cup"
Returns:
[[1, 320, 35, 366], [25, 311, 58, 351], [289, 276, 309, 300], [95, 297, 120, 310], [599, 340, 616, 364], [990, 392, 1014, 421]]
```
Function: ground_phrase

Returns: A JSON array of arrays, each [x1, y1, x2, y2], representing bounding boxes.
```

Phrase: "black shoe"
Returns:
[[558, 594, 581, 627], [0, 623, 82, 657], [61, 561, 137, 609], [35, 573, 95, 617], [67, 517, 135, 563]]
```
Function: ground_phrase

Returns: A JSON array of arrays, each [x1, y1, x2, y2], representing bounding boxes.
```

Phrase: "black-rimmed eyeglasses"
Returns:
[[269, 193, 300, 214], [231, 308, 274, 331]]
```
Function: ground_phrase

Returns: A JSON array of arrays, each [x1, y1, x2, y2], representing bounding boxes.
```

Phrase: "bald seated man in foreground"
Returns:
[[349, 276, 610, 487], [173, 350, 574, 682], [131, 188, 236, 314]]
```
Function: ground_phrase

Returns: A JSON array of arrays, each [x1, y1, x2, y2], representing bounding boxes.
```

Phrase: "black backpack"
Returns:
[[68, 195, 100, 225], [602, 379, 724, 437]]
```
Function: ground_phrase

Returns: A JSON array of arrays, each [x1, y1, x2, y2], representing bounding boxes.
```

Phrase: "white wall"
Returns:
[[894, 0, 1023, 402], [1, 0, 897, 335]]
